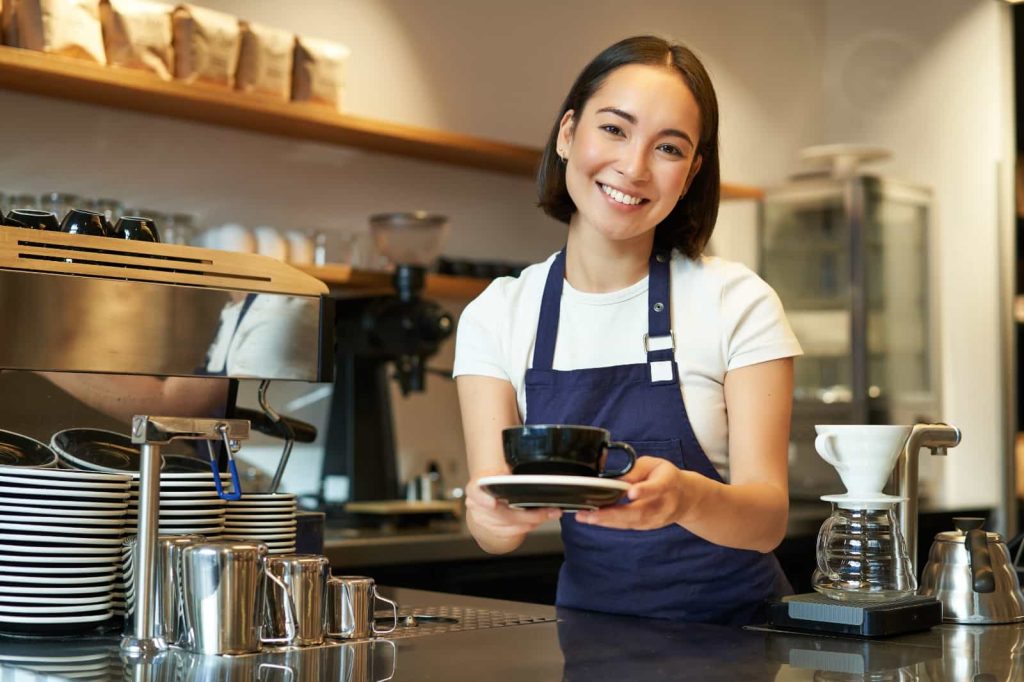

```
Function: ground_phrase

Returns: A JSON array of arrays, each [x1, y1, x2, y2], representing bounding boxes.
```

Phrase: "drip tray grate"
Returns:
[[375, 606, 555, 640]]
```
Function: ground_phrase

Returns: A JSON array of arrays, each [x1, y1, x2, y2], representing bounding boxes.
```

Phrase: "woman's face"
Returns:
[[558, 63, 703, 247]]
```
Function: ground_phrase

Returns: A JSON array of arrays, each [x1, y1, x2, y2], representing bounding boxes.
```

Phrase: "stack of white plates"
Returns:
[[223, 493, 298, 555], [0, 466, 129, 635]]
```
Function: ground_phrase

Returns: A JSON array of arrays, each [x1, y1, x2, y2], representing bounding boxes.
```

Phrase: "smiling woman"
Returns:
[[454, 35, 803, 626]]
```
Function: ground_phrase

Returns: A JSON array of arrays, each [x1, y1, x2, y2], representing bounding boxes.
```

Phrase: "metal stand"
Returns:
[[894, 423, 962, 576], [120, 416, 250, 661]]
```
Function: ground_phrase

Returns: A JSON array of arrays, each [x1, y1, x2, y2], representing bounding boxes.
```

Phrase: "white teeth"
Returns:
[[600, 183, 643, 205]]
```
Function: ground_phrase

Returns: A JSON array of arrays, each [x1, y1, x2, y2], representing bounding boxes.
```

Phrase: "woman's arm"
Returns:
[[457, 374, 561, 554], [39, 372, 230, 424], [576, 357, 793, 553]]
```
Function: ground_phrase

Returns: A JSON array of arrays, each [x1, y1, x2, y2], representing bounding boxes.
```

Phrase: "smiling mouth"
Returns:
[[598, 183, 648, 206]]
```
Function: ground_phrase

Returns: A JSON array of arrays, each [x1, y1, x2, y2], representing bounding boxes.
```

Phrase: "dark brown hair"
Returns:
[[536, 35, 720, 259]]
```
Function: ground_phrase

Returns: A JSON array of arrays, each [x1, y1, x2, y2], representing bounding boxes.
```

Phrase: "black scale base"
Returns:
[[765, 593, 943, 638]]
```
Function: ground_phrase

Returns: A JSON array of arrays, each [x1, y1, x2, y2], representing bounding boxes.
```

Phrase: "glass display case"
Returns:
[[761, 175, 940, 498]]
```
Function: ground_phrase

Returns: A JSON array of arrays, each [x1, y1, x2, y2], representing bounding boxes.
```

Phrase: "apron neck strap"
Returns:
[[531, 248, 674, 371]]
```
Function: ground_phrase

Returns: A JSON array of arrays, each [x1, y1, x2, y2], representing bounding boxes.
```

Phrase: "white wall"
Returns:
[[821, 0, 1015, 512], [0, 1, 1011, 512]]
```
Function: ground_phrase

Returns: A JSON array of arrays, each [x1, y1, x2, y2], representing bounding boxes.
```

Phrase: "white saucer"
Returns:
[[478, 474, 630, 511], [820, 492, 906, 509]]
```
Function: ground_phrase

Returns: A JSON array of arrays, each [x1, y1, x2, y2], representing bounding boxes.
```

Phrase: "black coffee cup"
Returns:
[[60, 208, 109, 237], [113, 216, 160, 242], [4, 209, 60, 231], [502, 425, 636, 478]]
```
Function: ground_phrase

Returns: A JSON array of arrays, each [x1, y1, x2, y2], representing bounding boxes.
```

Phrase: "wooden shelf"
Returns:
[[0, 46, 763, 196], [297, 264, 489, 300]]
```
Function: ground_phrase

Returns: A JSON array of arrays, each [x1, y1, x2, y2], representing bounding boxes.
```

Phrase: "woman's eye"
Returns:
[[600, 125, 624, 136], [658, 144, 684, 157]]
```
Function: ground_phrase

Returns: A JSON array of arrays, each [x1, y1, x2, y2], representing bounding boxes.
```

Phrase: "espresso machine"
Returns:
[[320, 213, 454, 509], [0, 226, 333, 658]]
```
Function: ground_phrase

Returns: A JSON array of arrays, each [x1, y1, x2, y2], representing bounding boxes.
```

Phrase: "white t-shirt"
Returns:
[[453, 251, 803, 479]]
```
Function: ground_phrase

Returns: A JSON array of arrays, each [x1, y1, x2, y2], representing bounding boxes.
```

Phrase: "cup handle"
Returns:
[[599, 441, 636, 478], [325, 583, 356, 639], [374, 639, 398, 682], [258, 664, 295, 682], [815, 514, 839, 578], [813, 433, 843, 470], [371, 587, 399, 635], [260, 571, 298, 645]]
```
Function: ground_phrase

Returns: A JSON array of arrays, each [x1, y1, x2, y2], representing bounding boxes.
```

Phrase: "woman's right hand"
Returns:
[[465, 478, 562, 554]]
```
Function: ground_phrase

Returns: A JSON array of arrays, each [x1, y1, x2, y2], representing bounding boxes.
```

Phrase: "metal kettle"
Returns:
[[918, 517, 1024, 624]]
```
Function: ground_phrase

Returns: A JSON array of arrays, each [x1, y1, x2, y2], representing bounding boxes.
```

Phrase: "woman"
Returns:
[[453, 35, 802, 625]]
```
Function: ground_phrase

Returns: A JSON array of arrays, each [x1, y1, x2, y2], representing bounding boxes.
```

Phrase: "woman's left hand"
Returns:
[[575, 456, 695, 530]]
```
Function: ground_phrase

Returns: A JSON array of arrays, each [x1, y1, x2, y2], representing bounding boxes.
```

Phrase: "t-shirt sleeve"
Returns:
[[721, 266, 803, 371], [452, 280, 511, 381]]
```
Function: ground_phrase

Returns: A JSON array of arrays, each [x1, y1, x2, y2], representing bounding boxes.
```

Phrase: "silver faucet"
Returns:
[[894, 423, 961, 577]]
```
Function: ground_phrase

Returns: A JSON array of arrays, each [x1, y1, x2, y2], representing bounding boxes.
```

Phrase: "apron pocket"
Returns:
[[622, 438, 686, 469]]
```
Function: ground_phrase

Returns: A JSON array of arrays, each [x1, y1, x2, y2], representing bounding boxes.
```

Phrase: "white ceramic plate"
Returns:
[[478, 474, 630, 511], [0, 599, 111, 613], [0, 593, 111, 605], [0, 522, 124, 536], [0, 513, 125, 528], [0, 532, 123, 545], [0, 562, 111, 575], [0, 542, 122, 556], [0, 582, 113, 595], [128, 490, 220, 499], [0, 610, 112, 623], [0, 467, 130, 484], [0, 573, 114, 585], [0, 485, 128, 500], [0, 504, 125, 519], [224, 520, 297, 529], [0, 496, 126, 510], [221, 533, 294, 541]]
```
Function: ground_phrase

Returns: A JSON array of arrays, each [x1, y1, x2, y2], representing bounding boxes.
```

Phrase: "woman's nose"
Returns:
[[617, 144, 651, 182]]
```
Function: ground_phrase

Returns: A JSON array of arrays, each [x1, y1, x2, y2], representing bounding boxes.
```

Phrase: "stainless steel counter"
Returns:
[[1, 588, 1022, 680]]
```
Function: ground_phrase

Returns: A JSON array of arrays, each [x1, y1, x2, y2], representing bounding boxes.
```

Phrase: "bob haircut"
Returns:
[[536, 35, 720, 259]]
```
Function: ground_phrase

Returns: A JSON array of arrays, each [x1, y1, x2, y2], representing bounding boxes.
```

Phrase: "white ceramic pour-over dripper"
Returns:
[[814, 425, 913, 497]]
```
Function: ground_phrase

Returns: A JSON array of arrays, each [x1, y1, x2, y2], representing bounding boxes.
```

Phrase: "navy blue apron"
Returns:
[[525, 249, 790, 625]]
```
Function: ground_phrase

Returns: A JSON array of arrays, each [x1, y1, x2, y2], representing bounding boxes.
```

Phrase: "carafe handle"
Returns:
[[814, 433, 842, 470], [966, 529, 996, 593], [816, 514, 839, 578]]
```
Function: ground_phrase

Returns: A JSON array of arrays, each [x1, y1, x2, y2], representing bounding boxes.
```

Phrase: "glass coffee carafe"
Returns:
[[813, 503, 917, 601], [812, 424, 916, 601]]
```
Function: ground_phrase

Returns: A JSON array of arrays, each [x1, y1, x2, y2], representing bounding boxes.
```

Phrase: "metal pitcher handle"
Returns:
[[371, 587, 399, 635], [260, 571, 298, 645], [375, 639, 398, 682]]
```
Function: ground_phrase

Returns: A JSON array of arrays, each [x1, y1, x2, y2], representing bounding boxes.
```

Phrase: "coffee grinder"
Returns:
[[765, 423, 961, 637], [320, 213, 454, 513]]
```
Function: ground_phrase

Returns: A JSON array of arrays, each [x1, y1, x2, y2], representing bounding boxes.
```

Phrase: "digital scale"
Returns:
[[765, 593, 942, 638]]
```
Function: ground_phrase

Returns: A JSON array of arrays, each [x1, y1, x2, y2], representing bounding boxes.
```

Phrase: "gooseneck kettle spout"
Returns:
[[895, 423, 962, 577]]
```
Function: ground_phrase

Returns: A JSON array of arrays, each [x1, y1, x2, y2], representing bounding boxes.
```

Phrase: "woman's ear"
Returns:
[[556, 110, 575, 158], [680, 155, 703, 198]]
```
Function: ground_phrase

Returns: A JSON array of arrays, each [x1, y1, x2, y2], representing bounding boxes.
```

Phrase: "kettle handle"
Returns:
[[965, 527, 996, 593]]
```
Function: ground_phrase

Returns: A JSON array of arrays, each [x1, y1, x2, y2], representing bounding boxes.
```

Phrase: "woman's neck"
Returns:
[[564, 222, 654, 293]]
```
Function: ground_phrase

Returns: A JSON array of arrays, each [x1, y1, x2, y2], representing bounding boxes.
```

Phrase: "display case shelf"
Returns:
[[0, 45, 763, 195]]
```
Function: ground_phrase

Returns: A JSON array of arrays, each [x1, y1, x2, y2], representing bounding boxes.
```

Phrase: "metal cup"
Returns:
[[265, 554, 330, 646], [325, 576, 398, 640], [123, 534, 206, 644], [180, 540, 297, 655]]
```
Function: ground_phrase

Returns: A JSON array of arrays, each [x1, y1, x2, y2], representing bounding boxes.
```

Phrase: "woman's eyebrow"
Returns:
[[596, 106, 694, 147]]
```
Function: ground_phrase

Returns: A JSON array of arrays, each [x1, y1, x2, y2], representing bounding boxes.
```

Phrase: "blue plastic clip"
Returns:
[[205, 425, 242, 501]]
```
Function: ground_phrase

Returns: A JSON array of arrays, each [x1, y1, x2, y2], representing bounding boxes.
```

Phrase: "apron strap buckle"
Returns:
[[643, 331, 675, 353]]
